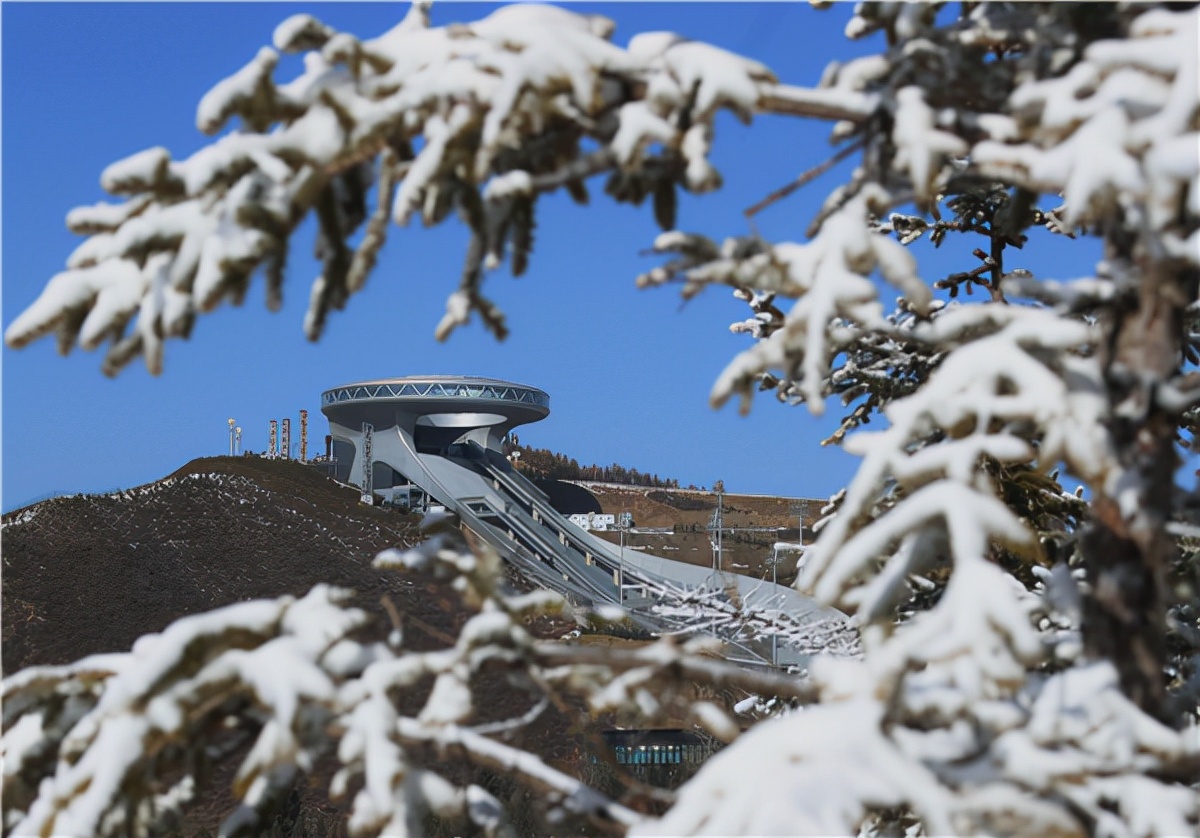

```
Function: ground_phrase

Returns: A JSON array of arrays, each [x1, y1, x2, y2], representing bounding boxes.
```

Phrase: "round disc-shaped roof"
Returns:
[[320, 375, 550, 430]]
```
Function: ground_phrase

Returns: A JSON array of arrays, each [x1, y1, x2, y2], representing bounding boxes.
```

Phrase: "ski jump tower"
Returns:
[[320, 375, 845, 668]]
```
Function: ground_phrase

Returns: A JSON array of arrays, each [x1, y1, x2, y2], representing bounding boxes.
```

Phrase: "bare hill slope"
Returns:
[[1, 456, 431, 673], [582, 483, 821, 585]]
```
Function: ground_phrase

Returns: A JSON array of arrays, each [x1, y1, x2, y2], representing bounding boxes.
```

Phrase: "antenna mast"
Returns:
[[227, 418, 236, 456], [281, 418, 291, 460], [269, 420, 278, 458]]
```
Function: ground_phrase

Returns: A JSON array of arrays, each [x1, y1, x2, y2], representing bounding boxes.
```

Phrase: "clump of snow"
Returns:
[[6, 2, 812, 370], [100, 147, 172, 195]]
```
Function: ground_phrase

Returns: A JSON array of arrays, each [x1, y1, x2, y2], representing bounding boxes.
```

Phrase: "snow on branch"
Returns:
[[803, 306, 1106, 614], [5, 586, 365, 837], [640, 186, 932, 415], [4, 2, 875, 375], [639, 595, 1198, 837], [969, 5, 1199, 248]]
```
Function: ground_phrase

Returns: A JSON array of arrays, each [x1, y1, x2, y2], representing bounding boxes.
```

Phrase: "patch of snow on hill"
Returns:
[[3, 507, 42, 529]]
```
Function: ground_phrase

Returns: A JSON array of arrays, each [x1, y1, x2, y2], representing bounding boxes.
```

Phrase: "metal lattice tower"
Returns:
[[282, 418, 291, 460], [789, 499, 813, 545], [361, 422, 374, 504], [269, 420, 278, 457], [299, 410, 308, 462], [234, 426, 242, 456], [707, 491, 729, 571], [227, 418, 236, 456]]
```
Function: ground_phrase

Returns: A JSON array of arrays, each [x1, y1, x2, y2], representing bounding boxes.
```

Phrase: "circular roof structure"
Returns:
[[320, 375, 550, 430]]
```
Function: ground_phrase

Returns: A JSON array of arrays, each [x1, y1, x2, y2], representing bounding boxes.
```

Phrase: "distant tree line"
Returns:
[[503, 435, 681, 488]]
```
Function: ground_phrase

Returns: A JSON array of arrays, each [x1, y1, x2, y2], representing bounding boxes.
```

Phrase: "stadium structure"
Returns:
[[321, 375, 846, 668]]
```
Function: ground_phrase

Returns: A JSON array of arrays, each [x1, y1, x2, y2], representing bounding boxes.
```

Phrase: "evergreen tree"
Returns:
[[3, 3, 1198, 836]]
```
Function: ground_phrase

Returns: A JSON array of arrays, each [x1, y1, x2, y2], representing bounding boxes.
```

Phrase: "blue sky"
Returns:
[[2, 2, 1109, 511]]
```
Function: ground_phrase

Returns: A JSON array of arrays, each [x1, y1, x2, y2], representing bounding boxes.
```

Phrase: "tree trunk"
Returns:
[[1082, 248, 1196, 723]]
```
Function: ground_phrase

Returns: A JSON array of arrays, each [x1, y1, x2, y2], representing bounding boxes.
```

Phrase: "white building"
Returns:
[[569, 512, 616, 531]]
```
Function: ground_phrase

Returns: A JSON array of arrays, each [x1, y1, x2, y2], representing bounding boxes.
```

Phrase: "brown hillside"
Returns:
[[585, 483, 817, 530], [1, 456, 433, 673], [583, 484, 823, 585]]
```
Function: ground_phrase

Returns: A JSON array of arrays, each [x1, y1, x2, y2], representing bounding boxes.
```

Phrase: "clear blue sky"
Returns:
[[2, 3, 1105, 511]]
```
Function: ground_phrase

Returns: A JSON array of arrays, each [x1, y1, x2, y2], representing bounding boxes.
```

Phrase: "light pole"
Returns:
[[768, 541, 805, 668], [769, 544, 783, 667], [617, 511, 633, 604], [619, 524, 625, 605]]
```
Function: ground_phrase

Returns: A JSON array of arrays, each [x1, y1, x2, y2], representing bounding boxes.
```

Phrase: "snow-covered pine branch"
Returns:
[[633, 3, 1198, 834], [4, 585, 370, 836], [3, 3, 870, 376]]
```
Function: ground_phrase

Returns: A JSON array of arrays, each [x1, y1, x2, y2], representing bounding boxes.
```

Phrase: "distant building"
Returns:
[[318, 374, 843, 670], [569, 512, 616, 531], [596, 728, 721, 789]]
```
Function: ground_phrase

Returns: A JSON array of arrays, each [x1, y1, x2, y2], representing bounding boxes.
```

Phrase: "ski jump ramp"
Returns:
[[321, 376, 847, 668]]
